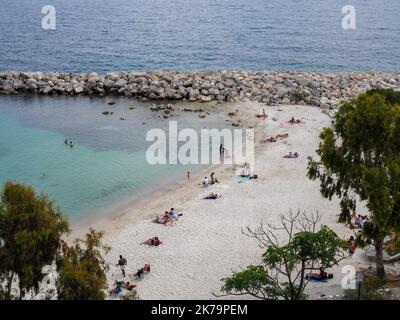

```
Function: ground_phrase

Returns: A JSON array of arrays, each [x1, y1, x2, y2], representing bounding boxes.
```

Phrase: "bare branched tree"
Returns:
[[214, 209, 349, 300]]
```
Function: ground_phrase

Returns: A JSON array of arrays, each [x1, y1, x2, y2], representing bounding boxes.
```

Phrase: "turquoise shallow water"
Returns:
[[0, 95, 226, 223]]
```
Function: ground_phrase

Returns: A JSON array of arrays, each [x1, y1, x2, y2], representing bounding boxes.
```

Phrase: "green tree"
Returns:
[[216, 210, 347, 300], [56, 228, 110, 300], [307, 89, 400, 281], [0, 181, 69, 299], [366, 88, 400, 106]]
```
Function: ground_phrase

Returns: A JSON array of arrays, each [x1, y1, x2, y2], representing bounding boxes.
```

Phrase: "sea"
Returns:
[[0, 0, 399, 72]]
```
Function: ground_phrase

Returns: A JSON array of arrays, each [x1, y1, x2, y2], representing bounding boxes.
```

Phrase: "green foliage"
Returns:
[[56, 228, 110, 300], [291, 90, 308, 102], [308, 89, 400, 280], [277, 226, 345, 268], [0, 181, 69, 299], [343, 275, 385, 300], [219, 211, 347, 300], [366, 88, 400, 106], [221, 265, 283, 300]]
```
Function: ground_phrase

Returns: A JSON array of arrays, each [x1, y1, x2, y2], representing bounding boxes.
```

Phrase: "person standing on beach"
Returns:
[[220, 144, 225, 163], [187, 171, 190, 180], [116, 255, 127, 277]]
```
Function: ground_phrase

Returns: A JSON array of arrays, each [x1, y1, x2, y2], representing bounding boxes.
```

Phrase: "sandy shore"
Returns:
[[92, 102, 373, 300]]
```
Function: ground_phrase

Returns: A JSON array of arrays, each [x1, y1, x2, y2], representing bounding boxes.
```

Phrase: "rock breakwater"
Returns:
[[1, 71, 399, 108]]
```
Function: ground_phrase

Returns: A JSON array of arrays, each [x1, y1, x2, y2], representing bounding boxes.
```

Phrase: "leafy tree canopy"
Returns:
[[308, 89, 400, 280], [218, 210, 347, 300], [0, 181, 69, 299], [56, 228, 110, 300]]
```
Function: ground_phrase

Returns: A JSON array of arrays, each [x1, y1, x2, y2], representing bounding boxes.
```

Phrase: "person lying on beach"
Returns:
[[152, 215, 164, 224], [204, 192, 220, 200], [125, 282, 136, 291], [264, 137, 277, 143], [256, 109, 267, 119], [152, 211, 183, 225], [283, 152, 299, 158], [109, 284, 123, 295], [305, 268, 333, 281], [141, 237, 162, 246], [135, 263, 151, 279], [275, 133, 289, 139], [109, 281, 137, 295], [239, 174, 258, 179], [152, 214, 170, 225], [288, 116, 301, 124]]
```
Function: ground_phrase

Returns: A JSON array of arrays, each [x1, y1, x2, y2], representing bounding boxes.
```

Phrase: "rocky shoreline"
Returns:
[[1, 71, 399, 108]]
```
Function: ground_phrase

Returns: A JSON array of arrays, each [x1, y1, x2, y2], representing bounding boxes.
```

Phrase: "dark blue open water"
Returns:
[[0, 0, 399, 72]]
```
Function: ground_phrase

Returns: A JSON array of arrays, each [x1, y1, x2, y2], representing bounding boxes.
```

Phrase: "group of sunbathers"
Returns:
[[261, 114, 300, 159], [153, 208, 182, 225], [203, 192, 220, 200], [111, 256, 151, 296], [109, 280, 137, 295], [203, 172, 219, 187], [305, 267, 334, 282], [350, 214, 369, 230], [111, 265, 151, 296], [288, 116, 301, 124]]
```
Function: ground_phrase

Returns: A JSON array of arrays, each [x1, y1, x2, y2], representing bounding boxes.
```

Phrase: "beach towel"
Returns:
[[308, 277, 329, 283], [235, 176, 251, 183]]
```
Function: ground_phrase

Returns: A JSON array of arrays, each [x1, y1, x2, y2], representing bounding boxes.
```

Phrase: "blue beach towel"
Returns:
[[234, 176, 251, 184]]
